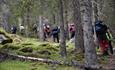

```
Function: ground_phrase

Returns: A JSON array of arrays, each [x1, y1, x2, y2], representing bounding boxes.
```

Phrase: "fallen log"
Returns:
[[0, 52, 102, 70], [0, 52, 84, 68]]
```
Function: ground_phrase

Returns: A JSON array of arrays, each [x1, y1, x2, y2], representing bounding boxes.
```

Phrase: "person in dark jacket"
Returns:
[[51, 26, 60, 43], [11, 25, 17, 34], [95, 21, 109, 56]]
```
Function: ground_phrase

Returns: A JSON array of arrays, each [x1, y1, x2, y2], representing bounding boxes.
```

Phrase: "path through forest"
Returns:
[[103, 48, 115, 70]]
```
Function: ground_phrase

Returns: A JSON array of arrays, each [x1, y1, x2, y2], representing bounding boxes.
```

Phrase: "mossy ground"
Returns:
[[0, 28, 83, 61], [0, 37, 82, 61], [0, 28, 114, 70], [0, 60, 77, 70], [0, 28, 80, 70]]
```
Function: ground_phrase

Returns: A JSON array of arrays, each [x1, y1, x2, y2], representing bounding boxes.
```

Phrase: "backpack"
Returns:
[[95, 23, 107, 34], [52, 27, 60, 35], [95, 23, 108, 40]]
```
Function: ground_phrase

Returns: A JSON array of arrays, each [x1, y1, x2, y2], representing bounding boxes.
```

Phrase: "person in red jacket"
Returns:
[[43, 24, 51, 40], [69, 24, 75, 38]]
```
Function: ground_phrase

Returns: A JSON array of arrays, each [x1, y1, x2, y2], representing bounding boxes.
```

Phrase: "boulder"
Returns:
[[0, 33, 12, 45]]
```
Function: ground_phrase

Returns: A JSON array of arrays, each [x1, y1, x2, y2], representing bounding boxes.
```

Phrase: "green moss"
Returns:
[[16, 51, 41, 58], [0, 30, 84, 62], [19, 47, 33, 53], [1, 44, 20, 50], [37, 43, 59, 51], [99, 56, 108, 64], [0, 60, 31, 70], [0, 60, 76, 70], [0, 28, 7, 34], [0, 28, 12, 38], [21, 43, 34, 46]]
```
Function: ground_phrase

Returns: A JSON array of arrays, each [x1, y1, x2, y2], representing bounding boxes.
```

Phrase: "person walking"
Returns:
[[11, 25, 17, 34], [106, 28, 114, 55], [51, 26, 60, 43], [95, 21, 109, 56], [69, 24, 75, 38]]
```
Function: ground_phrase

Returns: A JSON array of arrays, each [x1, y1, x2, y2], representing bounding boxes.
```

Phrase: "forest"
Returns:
[[0, 0, 115, 70]]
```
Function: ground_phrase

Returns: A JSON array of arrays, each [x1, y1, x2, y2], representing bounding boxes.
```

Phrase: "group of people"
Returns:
[[10, 23, 60, 43], [43, 23, 76, 43], [43, 24, 60, 43], [10, 23, 76, 43], [95, 21, 113, 56], [11, 24, 25, 35], [67, 21, 114, 56], [10, 21, 114, 56]]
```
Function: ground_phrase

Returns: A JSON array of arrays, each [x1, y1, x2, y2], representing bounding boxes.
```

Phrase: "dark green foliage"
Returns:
[[38, 50, 51, 55], [1, 39, 13, 45], [19, 47, 33, 53], [1, 44, 20, 50], [16, 51, 40, 58], [38, 43, 59, 52], [98, 56, 108, 64], [21, 43, 33, 46], [67, 49, 84, 61]]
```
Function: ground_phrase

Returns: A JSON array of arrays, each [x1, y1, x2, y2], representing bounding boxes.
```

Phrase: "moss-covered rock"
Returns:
[[1, 44, 20, 50], [0, 29, 13, 45], [19, 47, 33, 53], [38, 43, 59, 52], [1, 39, 13, 45]]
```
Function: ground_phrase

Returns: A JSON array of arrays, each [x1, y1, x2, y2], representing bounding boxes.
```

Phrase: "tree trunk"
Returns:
[[81, 0, 98, 69], [97, 0, 105, 20], [39, 16, 45, 41], [92, 0, 98, 22], [52, 13, 56, 24], [92, 0, 98, 46], [72, 0, 84, 52], [25, 5, 32, 37], [64, 0, 69, 40], [59, 0, 67, 57], [0, 0, 10, 32]]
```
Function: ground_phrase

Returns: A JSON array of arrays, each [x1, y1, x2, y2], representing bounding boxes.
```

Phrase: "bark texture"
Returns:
[[72, 0, 84, 52], [81, 0, 98, 69], [59, 0, 67, 57]]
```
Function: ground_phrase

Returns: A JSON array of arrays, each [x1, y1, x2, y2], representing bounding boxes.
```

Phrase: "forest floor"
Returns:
[[0, 28, 115, 70], [0, 28, 82, 70], [102, 49, 115, 70]]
